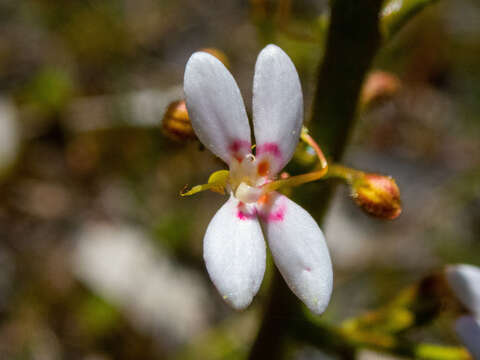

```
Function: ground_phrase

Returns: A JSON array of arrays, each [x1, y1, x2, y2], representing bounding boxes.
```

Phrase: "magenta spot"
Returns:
[[229, 140, 251, 154], [260, 202, 286, 223], [256, 142, 282, 159], [237, 211, 255, 220], [236, 202, 257, 220]]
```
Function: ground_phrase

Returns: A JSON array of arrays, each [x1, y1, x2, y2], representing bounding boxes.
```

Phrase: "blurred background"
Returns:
[[0, 0, 479, 359]]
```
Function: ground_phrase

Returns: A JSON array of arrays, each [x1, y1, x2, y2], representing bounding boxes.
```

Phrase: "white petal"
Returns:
[[455, 315, 480, 359], [446, 264, 480, 316], [252, 44, 303, 174], [260, 193, 332, 314], [203, 195, 266, 309], [184, 52, 252, 164]]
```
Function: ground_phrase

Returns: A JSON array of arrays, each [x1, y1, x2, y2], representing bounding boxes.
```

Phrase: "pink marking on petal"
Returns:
[[237, 211, 256, 220], [236, 201, 257, 220], [260, 201, 286, 223], [229, 140, 251, 156], [229, 140, 251, 163], [256, 142, 282, 159]]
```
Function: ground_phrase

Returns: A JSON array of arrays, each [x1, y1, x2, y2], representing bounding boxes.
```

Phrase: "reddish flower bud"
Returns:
[[162, 100, 196, 142], [360, 71, 400, 109], [352, 173, 402, 220]]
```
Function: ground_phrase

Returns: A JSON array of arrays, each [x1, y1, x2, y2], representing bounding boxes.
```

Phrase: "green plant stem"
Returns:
[[309, 0, 384, 160], [247, 268, 299, 359], [325, 164, 364, 184], [248, 1, 384, 359]]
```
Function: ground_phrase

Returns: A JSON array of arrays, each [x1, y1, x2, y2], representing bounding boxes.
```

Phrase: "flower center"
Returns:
[[229, 153, 270, 203], [235, 182, 263, 203]]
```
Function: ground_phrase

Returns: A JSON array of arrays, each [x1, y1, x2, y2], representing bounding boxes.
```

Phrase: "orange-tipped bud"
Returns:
[[352, 173, 402, 220], [360, 71, 400, 109], [162, 100, 196, 142], [200, 48, 230, 69]]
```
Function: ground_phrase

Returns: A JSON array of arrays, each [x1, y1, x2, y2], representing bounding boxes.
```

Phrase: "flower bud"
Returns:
[[200, 48, 230, 69], [352, 173, 401, 220], [360, 71, 400, 109], [162, 100, 196, 142]]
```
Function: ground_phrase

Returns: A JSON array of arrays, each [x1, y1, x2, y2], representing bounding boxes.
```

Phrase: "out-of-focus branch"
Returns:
[[309, 0, 384, 160]]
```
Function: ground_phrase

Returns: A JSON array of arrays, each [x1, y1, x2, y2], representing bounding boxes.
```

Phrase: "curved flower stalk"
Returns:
[[183, 44, 333, 314], [446, 264, 480, 359]]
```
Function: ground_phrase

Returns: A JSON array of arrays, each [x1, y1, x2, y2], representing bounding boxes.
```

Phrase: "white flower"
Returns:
[[455, 316, 480, 360], [446, 264, 480, 359], [183, 44, 333, 314], [446, 264, 480, 316]]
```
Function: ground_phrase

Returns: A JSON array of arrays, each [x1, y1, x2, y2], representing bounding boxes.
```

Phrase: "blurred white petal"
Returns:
[[0, 98, 20, 175], [260, 193, 332, 314], [446, 264, 480, 316], [72, 223, 211, 346], [455, 315, 480, 359], [184, 52, 251, 164], [204, 196, 266, 309], [252, 44, 303, 174]]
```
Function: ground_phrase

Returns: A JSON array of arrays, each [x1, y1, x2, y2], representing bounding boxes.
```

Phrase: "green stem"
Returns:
[[247, 269, 299, 359], [248, 1, 385, 359], [309, 0, 384, 160], [324, 164, 364, 184]]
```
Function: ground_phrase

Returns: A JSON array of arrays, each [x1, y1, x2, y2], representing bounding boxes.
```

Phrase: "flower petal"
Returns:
[[259, 193, 332, 314], [184, 52, 252, 164], [446, 264, 480, 316], [203, 195, 266, 309], [252, 44, 303, 174], [455, 315, 480, 359]]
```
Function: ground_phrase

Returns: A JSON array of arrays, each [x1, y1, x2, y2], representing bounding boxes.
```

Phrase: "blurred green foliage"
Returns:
[[19, 67, 74, 112], [77, 294, 121, 338]]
